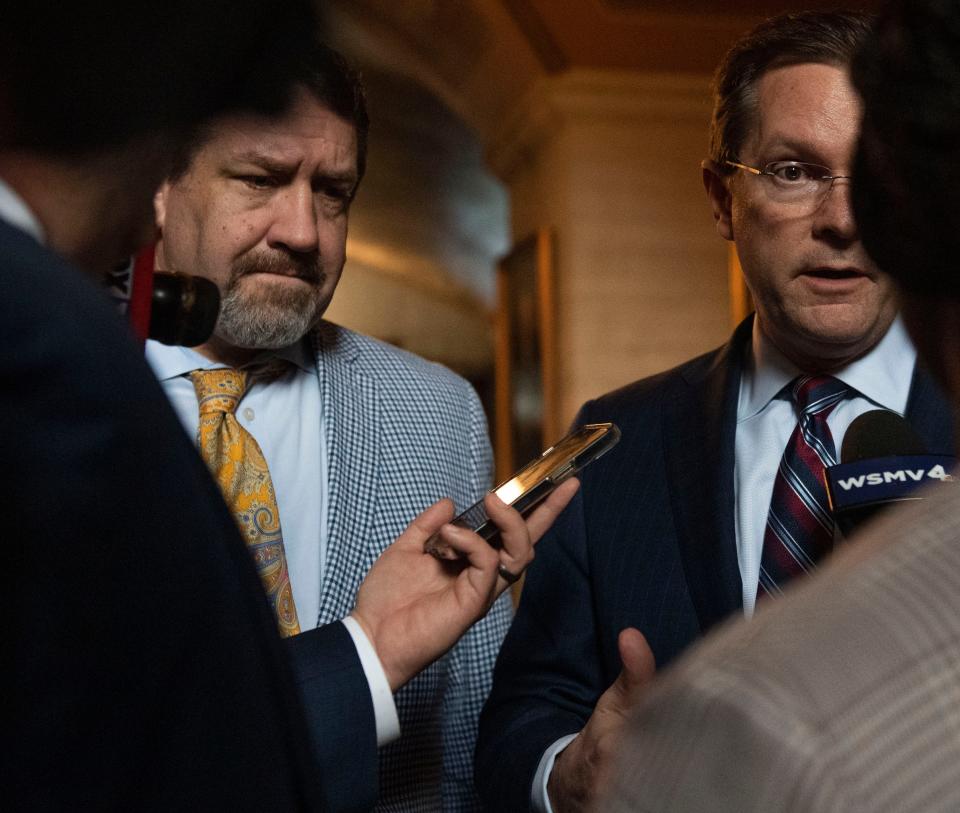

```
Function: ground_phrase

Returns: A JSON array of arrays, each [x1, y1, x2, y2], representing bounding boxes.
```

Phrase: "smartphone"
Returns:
[[425, 422, 620, 557]]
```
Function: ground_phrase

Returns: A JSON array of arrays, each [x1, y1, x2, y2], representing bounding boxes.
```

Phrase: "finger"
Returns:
[[436, 524, 505, 610], [397, 498, 456, 548], [523, 478, 580, 544], [482, 492, 534, 570], [592, 629, 655, 724], [495, 566, 523, 591], [435, 523, 499, 574], [615, 627, 656, 695]]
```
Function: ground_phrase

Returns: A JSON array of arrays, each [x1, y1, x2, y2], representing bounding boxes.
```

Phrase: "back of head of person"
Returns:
[[0, 5, 336, 809], [853, 0, 960, 409], [0, 0, 318, 273]]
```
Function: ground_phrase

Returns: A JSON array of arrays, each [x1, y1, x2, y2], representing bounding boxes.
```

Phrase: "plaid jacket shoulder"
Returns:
[[604, 483, 960, 812], [310, 321, 510, 812]]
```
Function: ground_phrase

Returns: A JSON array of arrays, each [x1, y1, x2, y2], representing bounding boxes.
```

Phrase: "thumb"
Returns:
[[612, 627, 656, 699], [396, 498, 456, 548]]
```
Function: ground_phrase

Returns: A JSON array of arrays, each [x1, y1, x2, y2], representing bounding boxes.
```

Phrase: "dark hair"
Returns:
[[709, 10, 874, 170], [167, 42, 370, 186], [300, 45, 370, 183], [0, 0, 319, 155], [852, 0, 960, 297]]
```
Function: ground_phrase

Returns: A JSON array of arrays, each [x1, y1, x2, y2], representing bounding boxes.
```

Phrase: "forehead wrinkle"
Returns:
[[190, 94, 359, 188], [749, 66, 858, 166], [228, 150, 299, 173], [213, 136, 358, 185]]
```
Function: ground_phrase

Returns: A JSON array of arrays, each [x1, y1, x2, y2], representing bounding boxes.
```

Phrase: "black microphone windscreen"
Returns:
[[149, 272, 221, 347], [840, 409, 927, 463]]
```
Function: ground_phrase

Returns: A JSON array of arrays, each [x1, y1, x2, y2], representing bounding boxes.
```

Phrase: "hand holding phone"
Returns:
[[425, 422, 620, 558]]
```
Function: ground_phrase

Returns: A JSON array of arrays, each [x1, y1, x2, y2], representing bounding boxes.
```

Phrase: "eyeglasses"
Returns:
[[724, 160, 851, 208]]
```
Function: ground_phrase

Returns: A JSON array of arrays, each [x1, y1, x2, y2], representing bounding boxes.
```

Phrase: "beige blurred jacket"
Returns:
[[600, 480, 960, 813]]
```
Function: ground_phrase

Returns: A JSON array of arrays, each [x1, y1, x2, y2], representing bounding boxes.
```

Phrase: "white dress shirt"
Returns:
[[147, 339, 326, 627], [147, 337, 400, 745], [532, 316, 918, 812], [735, 316, 915, 614]]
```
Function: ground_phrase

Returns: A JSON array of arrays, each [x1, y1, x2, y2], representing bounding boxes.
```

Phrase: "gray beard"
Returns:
[[215, 280, 321, 350], [213, 250, 327, 349]]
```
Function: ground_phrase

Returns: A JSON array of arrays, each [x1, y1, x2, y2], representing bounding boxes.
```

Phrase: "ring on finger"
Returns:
[[497, 564, 523, 585]]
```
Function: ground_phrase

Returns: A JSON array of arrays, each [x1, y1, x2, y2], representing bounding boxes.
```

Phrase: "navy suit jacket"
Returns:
[[1, 220, 374, 812], [475, 316, 956, 812]]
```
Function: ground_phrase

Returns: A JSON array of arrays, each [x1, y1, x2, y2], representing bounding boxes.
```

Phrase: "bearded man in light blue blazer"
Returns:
[[145, 42, 511, 812]]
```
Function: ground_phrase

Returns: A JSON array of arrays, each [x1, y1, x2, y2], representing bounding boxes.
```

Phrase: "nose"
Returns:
[[267, 185, 319, 254], [811, 176, 858, 244]]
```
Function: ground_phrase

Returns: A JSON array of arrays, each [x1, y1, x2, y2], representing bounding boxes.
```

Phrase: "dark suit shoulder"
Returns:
[[1, 225, 322, 810], [576, 342, 732, 425]]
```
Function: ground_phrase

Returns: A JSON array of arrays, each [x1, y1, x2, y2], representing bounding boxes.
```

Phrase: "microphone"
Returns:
[[826, 409, 956, 537], [148, 271, 220, 347], [106, 245, 220, 347]]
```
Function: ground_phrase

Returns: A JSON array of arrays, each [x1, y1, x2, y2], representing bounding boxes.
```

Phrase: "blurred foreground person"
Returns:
[[0, 3, 574, 810], [601, 2, 960, 810]]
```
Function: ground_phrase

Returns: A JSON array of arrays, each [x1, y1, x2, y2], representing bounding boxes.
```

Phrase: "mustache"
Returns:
[[229, 252, 324, 285]]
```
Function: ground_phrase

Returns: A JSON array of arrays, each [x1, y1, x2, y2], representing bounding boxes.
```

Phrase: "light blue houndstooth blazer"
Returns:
[[309, 320, 510, 812]]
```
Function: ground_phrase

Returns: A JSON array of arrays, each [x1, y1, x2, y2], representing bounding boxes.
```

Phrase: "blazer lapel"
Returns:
[[661, 318, 751, 632], [313, 324, 383, 623]]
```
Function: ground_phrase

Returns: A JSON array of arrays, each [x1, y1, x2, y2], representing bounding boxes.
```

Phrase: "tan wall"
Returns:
[[327, 2, 739, 437], [316, 60, 507, 383], [325, 246, 493, 377], [491, 70, 732, 428]]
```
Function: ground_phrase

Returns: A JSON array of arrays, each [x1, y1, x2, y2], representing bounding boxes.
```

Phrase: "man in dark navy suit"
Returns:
[[0, 3, 573, 811], [476, 10, 957, 813], [599, 4, 960, 807]]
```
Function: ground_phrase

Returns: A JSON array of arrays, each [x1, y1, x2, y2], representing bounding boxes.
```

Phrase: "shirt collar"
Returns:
[[146, 335, 315, 382], [0, 177, 46, 243], [738, 315, 916, 421]]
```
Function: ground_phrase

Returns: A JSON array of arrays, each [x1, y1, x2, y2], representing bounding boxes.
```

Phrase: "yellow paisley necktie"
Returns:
[[190, 368, 301, 637]]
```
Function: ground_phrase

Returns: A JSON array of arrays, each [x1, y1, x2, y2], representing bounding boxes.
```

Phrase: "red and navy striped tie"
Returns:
[[757, 375, 849, 599]]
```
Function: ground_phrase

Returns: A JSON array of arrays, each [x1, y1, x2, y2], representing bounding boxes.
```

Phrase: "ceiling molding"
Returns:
[[496, 0, 883, 73]]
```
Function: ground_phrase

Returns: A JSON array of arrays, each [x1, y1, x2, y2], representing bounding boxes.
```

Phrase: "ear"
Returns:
[[153, 181, 170, 232], [152, 182, 171, 269], [702, 162, 735, 242]]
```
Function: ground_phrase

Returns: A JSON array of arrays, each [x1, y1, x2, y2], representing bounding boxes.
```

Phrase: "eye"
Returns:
[[316, 184, 354, 213], [321, 185, 351, 201], [768, 162, 812, 183], [236, 174, 278, 190]]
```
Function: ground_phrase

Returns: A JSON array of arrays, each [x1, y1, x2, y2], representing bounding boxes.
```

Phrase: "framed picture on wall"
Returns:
[[494, 228, 557, 482]]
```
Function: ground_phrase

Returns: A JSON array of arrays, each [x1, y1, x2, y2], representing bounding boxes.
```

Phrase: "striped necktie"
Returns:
[[757, 375, 849, 599], [191, 368, 301, 637]]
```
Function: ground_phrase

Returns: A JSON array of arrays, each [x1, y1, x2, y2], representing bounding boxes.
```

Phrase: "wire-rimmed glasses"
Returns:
[[724, 160, 851, 210]]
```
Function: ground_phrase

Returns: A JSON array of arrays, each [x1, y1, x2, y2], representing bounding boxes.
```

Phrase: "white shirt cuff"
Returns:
[[342, 615, 401, 747], [532, 733, 579, 813]]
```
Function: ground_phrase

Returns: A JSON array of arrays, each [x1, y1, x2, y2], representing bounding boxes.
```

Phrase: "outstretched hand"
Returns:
[[351, 478, 579, 692], [547, 628, 656, 813]]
